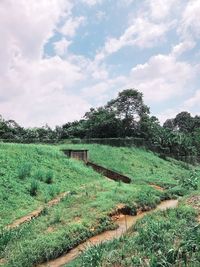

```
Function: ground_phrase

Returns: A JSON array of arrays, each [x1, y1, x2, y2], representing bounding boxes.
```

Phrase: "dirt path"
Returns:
[[0, 259, 6, 265], [38, 199, 178, 267], [6, 192, 69, 229], [149, 183, 165, 191], [5, 184, 164, 230], [186, 195, 200, 222]]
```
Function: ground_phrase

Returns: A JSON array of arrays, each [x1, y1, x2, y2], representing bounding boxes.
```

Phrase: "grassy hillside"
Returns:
[[0, 143, 106, 227], [0, 143, 199, 267], [59, 144, 194, 187], [69, 197, 200, 267]]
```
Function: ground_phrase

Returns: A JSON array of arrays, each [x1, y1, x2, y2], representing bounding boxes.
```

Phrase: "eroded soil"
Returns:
[[186, 194, 200, 222], [38, 199, 178, 267], [6, 192, 69, 229]]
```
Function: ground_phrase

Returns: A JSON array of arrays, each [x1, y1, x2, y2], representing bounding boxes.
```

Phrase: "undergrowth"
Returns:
[[0, 143, 199, 267], [69, 205, 200, 267]]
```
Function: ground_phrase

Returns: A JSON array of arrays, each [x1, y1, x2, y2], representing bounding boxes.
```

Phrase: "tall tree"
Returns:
[[139, 115, 162, 142], [106, 89, 149, 136], [174, 111, 194, 133], [163, 119, 176, 131], [84, 107, 122, 138]]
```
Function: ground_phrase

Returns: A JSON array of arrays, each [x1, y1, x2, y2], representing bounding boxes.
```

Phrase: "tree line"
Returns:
[[1, 89, 200, 162]]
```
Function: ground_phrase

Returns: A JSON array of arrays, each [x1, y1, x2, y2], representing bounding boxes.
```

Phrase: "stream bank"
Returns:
[[38, 199, 178, 267]]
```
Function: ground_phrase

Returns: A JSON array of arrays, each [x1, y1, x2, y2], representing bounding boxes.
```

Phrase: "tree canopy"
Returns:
[[1, 88, 200, 163]]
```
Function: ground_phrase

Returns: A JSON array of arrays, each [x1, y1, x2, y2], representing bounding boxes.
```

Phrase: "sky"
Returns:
[[0, 0, 200, 127]]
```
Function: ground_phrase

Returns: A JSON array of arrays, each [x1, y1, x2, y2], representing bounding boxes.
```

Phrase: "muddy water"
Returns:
[[38, 199, 178, 267]]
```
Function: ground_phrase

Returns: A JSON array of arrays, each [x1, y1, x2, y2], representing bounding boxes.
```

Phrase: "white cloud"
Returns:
[[0, 55, 88, 127], [54, 38, 72, 56], [0, 0, 200, 127], [184, 90, 200, 109], [0, 0, 91, 127], [95, 0, 183, 62], [0, 0, 71, 62], [59, 16, 86, 37], [81, 0, 102, 6], [148, 0, 181, 20], [171, 40, 196, 57], [81, 82, 109, 99], [179, 0, 200, 39], [157, 89, 200, 124], [96, 17, 173, 61], [127, 53, 195, 102]]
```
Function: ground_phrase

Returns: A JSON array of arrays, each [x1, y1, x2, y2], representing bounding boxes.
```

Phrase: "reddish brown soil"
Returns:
[[6, 192, 69, 229], [38, 199, 178, 267], [149, 183, 165, 191], [46, 226, 56, 233], [0, 259, 6, 265], [186, 195, 200, 222]]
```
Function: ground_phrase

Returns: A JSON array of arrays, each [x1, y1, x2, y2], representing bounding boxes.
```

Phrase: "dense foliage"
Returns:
[[0, 144, 199, 267], [69, 206, 200, 267], [2, 143, 196, 266], [1, 89, 200, 162]]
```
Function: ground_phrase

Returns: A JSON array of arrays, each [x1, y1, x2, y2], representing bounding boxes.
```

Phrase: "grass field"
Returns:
[[0, 143, 199, 266], [59, 144, 197, 187], [68, 197, 200, 267]]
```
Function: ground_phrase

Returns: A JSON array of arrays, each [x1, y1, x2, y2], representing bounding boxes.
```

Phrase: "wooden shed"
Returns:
[[62, 149, 88, 163]]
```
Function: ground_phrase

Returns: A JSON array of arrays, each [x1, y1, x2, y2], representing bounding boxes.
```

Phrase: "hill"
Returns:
[[59, 144, 194, 187], [0, 143, 199, 267]]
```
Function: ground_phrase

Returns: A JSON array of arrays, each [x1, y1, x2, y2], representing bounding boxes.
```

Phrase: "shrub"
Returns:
[[29, 180, 39, 196], [45, 170, 54, 184], [80, 243, 104, 267], [50, 211, 62, 225], [48, 185, 60, 198], [179, 171, 199, 190], [33, 169, 46, 182], [18, 163, 32, 180]]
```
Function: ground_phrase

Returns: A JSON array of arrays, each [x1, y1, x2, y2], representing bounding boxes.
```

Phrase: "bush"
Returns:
[[29, 180, 39, 196], [45, 170, 54, 184], [50, 211, 62, 225], [179, 171, 199, 190], [33, 169, 46, 182], [18, 163, 32, 179], [48, 185, 60, 198]]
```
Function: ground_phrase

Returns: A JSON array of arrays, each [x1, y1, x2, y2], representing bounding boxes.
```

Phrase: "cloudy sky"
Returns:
[[0, 0, 200, 127]]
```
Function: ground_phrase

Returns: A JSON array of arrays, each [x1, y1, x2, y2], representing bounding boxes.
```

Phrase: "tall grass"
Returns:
[[69, 206, 200, 267], [17, 162, 32, 179], [1, 143, 199, 267], [59, 144, 196, 187]]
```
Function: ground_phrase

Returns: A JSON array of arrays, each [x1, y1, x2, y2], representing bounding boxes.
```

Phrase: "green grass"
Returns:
[[59, 144, 195, 187], [69, 202, 200, 267], [0, 143, 105, 227], [0, 143, 199, 267]]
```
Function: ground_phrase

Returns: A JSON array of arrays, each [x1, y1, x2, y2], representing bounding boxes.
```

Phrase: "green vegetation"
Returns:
[[0, 142, 199, 267], [69, 203, 200, 267], [0, 143, 104, 227], [1, 89, 200, 164], [59, 144, 194, 187]]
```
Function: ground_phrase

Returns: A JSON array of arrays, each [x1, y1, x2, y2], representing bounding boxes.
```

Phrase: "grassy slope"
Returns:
[[68, 187, 200, 267], [0, 143, 106, 227], [59, 144, 192, 186], [0, 143, 198, 266], [69, 199, 200, 267]]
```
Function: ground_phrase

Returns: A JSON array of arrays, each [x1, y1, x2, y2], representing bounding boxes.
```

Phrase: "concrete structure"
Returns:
[[62, 149, 131, 184], [87, 161, 131, 184], [62, 149, 88, 163]]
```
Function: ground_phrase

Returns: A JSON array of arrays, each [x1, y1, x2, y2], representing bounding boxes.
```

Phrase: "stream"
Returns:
[[38, 199, 178, 267]]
